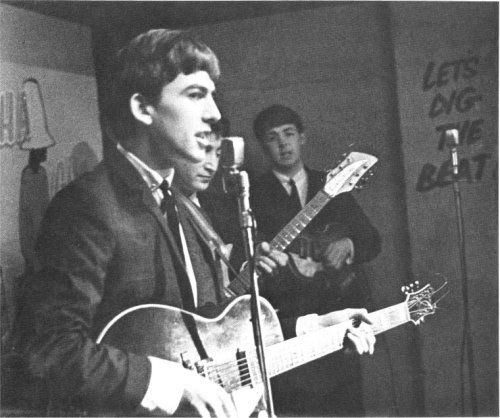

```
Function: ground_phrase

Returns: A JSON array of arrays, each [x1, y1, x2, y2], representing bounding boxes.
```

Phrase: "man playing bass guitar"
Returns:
[[250, 104, 382, 417]]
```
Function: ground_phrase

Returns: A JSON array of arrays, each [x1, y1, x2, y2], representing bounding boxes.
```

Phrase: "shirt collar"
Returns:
[[116, 142, 174, 191], [272, 166, 307, 185]]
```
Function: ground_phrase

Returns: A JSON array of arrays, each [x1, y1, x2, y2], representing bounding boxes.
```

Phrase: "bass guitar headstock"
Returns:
[[324, 152, 378, 197]]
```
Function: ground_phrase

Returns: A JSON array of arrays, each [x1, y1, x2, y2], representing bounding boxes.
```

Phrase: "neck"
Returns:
[[124, 133, 174, 174], [273, 161, 304, 178]]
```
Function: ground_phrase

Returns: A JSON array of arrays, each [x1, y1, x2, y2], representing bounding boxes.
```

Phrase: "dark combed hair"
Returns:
[[106, 29, 220, 131], [253, 104, 304, 142]]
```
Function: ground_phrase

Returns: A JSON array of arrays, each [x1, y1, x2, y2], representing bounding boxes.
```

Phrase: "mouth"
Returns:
[[195, 131, 213, 143], [197, 175, 213, 182]]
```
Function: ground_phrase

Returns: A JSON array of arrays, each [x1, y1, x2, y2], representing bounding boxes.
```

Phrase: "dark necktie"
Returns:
[[159, 181, 185, 259], [159, 181, 196, 309], [288, 178, 302, 213]]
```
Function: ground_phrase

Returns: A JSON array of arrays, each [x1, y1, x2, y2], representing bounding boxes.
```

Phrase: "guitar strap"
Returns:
[[173, 189, 240, 290]]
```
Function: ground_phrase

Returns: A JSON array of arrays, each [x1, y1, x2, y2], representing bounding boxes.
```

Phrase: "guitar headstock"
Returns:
[[324, 152, 378, 197], [403, 280, 448, 325]]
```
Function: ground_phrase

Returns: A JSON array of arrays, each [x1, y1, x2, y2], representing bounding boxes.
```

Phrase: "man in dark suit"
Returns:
[[15, 29, 255, 417], [250, 104, 382, 416], [15, 31, 376, 417]]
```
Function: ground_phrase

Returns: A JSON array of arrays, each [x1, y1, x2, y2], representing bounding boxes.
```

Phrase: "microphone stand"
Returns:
[[448, 132, 478, 416], [235, 170, 275, 417]]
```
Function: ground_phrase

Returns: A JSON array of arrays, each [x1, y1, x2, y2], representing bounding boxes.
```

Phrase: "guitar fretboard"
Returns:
[[226, 190, 332, 296], [271, 190, 331, 251], [368, 302, 409, 335]]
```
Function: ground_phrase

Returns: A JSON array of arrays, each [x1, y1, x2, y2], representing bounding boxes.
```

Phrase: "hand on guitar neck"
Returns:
[[316, 307, 375, 355]]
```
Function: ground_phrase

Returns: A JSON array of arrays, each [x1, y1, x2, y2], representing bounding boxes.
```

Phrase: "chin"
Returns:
[[195, 184, 209, 193]]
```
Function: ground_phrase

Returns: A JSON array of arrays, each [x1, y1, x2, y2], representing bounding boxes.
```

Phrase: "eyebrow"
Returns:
[[267, 126, 297, 136]]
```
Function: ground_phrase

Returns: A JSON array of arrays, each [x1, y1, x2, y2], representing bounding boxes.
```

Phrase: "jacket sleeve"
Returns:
[[18, 183, 151, 413]]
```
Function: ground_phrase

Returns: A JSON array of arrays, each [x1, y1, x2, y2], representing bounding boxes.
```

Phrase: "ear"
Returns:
[[299, 132, 307, 145], [130, 93, 153, 126]]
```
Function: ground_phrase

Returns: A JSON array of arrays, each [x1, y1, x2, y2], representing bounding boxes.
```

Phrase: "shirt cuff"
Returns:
[[295, 313, 320, 336], [140, 356, 186, 415]]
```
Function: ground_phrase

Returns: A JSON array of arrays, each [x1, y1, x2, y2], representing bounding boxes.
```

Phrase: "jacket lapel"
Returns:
[[106, 145, 187, 269]]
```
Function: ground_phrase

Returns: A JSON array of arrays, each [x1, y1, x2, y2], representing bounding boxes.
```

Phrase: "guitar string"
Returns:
[[271, 193, 329, 248], [200, 290, 433, 391], [201, 327, 346, 391]]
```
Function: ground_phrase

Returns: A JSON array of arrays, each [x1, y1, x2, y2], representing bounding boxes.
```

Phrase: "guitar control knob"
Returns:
[[180, 352, 195, 370]]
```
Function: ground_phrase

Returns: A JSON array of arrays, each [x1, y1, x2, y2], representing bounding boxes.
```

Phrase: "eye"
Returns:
[[186, 87, 209, 100], [265, 134, 277, 143], [188, 90, 204, 99]]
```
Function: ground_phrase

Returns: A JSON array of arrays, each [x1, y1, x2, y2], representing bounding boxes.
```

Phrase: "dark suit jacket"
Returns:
[[16, 146, 219, 414]]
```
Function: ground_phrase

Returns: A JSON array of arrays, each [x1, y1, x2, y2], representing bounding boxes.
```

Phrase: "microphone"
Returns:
[[221, 136, 245, 170], [446, 129, 459, 176], [221, 136, 245, 193]]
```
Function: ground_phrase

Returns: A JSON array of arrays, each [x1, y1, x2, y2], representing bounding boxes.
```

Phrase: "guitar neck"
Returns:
[[226, 190, 332, 297], [266, 301, 410, 377], [270, 190, 331, 251]]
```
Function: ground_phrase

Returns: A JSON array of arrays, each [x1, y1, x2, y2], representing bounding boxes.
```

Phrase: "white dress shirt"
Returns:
[[272, 167, 308, 208]]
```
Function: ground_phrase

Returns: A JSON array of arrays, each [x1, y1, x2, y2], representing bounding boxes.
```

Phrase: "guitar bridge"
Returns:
[[194, 357, 213, 378]]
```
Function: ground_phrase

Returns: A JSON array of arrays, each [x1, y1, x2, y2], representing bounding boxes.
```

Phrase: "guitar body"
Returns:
[[97, 296, 283, 416], [286, 223, 371, 310], [98, 295, 283, 365]]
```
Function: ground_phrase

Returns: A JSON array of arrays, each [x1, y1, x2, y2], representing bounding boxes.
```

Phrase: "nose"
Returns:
[[205, 152, 218, 173], [203, 94, 221, 125], [277, 133, 288, 148]]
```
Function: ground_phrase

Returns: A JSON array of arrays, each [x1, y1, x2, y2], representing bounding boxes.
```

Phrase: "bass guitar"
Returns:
[[224, 151, 378, 298], [97, 281, 447, 417]]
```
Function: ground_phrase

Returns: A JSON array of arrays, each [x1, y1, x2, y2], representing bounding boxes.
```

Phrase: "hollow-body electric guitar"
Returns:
[[97, 281, 446, 417], [224, 151, 378, 299]]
